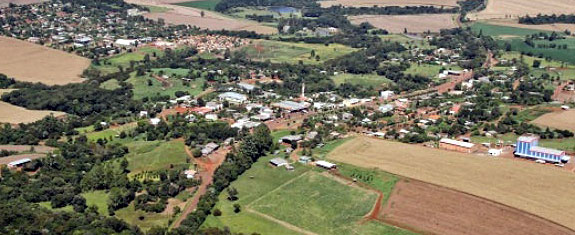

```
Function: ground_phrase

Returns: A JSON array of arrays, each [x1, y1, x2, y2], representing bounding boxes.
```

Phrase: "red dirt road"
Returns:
[[172, 143, 229, 228], [380, 179, 575, 235]]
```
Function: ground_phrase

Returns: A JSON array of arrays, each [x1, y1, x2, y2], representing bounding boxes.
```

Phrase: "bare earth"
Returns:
[[531, 110, 575, 132], [328, 136, 575, 230], [382, 179, 574, 235], [349, 14, 457, 33], [471, 0, 575, 20], [0, 0, 46, 7], [0, 36, 90, 85], [125, 0, 277, 34], [320, 0, 458, 8]]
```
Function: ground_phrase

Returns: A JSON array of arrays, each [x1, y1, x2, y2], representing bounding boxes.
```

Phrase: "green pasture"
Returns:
[[174, 0, 221, 11], [128, 69, 205, 100], [124, 140, 189, 177], [331, 73, 392, 88], [240, 40, 357, 64], [82, 190, 110, 215], [115, 203, 171, 231]]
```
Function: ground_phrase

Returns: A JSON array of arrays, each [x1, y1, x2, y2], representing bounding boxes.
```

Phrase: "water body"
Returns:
[[268, 6, 298, 14]]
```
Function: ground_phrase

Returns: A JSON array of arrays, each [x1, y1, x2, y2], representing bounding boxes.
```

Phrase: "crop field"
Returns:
[[128, 68, 205, 100], [471, 0, 575, 20], [240, 40, 356, 64], [319, 0, 458, 8], [531, 110, 575, 132], [173, 0, 221, 11], [0, 145, 54, 153], [0, 36, 90, 85], [0, 0, 46, 7], [0, 100, 66, 124], [382, 179, 575, 235], [331, 73, 392, 88], [350, 14, 457, 33], [124, 140, 189, 177], [328, 136, 575, 230]]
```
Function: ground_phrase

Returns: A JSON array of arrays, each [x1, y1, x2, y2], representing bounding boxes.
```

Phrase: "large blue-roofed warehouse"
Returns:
[[515, 135, 570, 163]]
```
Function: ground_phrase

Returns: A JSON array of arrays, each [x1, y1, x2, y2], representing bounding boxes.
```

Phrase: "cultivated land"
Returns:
[[349, 14, 457, 33], [319, 0, 458, 8], [531, 110, 575, 132], [471, 0, 575, 20], [0, 0, 46, 7], [0, 36, 90, 85], [124, 140, 189, 177], [0, 101, 66, 124], [479, 19, 575, 34], [241, 40, 357, 64], [382, 179, 574, 235], [328, 136, 575, 230], [125, 0, 277, 34]]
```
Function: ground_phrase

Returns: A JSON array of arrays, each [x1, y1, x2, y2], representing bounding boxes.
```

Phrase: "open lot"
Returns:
[[350, 14, 457, 33], [531, 110, 575, 132], [382, 179, 574, 235], [471, 0, 575, 20], [319, 0, 458, 8], [240, 40, 356, 64], [328, 136, 575, 230], [0, 36, 90, 85]]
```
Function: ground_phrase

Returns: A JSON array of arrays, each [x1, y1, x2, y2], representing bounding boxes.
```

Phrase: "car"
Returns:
[[554, 163, 565, 167], [535, 159, 546, 164]]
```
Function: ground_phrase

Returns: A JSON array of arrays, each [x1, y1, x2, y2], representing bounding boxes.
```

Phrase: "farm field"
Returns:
[[531, 110, 575, 132], [0, 36, 89, 85], [83, 122, 137, 142], [479, 19, 575, 33], [0, 100, 66, 124], [0, 0, 46, 7], [328, 136, 575, 230], [0, 145, 54, 153], [173, 0, 221, 11], [124, 140, 189, 177], [471, 0, 575, 20], [349, 14, 457, 33], [319, 0, 458, 8], [331, 73, 392, 88], [404, 63, 463, 79], [240, 40, 357, 64], [382, 179, 575, 235]]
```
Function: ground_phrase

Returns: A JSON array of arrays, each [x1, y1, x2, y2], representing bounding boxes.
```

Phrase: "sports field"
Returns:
[[320, 0, 458, 8], [328, 136, 575, 230], [0, 36, 90, 85], [531, 110, 575, 132], [350, 14, 457, 33], [240, 40, 357, 64]]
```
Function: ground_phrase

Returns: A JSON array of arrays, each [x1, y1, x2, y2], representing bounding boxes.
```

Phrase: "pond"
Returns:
[[268, 6, 298, 14]]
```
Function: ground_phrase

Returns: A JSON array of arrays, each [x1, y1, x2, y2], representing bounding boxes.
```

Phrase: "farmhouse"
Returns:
[[8, 158, 31, 168], [184, 169, 197, 179], [515, 135, 570, 163], [439, 138, 476, 153], [315, 160, 336, 170]]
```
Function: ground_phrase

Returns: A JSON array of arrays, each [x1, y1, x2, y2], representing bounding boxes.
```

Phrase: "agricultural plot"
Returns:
[[240, 40, 357, 64], [84, 122, 137, 142], [0, 100, 66, 124], [404, 63, 463, 79], [124, 140, 189, 177], [319, 0, 458, 8], [532, 110, 575, 132], [0, 0, 46, 7], [173, 0, 221, 11], [382, 179, 575, 235], [328, 136, 575, 230], [128, 68, 205, 100], [96, 46, 164, 74], [0, 36, 90, 85], [331, 73, 392, 88], [349, 14, 457, 33], [471, 0, 575, 20]]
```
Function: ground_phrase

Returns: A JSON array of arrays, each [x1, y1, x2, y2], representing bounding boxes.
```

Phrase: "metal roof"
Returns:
[[270, 157, 288, 166], [8, 158, 31, 167], [440, 138, 475, 148], [530, 146, 564, 156], [518, 135, 539, 143], [316, 160, 336, 168]]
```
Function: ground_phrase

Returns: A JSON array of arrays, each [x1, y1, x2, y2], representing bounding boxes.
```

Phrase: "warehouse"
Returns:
[[439, 138, 476, 153]]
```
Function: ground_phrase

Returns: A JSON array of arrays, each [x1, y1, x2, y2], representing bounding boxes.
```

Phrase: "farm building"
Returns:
[[202, 143, 219, 156], [315, 160, 336, 170], [269, 157, 288, 167], [515, 135, 570, 163], [279, 135, 302, 145], [184, 170, 197, 179], [8, 158, 31, 168], [439, 138, 476, 153], [218, 92, 248, 104]]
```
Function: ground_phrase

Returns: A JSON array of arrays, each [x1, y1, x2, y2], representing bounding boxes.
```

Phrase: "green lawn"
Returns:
[[241, 40, 357, 64], [85, 123, 137, 142], [37, 202, 74, 212], [100, 79, 121, 90], [331, 73, 392, 88], [337, 163, 399, 204], [249, 172, 378, 234], [115, 203, 171, 231], [128, 69, 205, 100], [124, 140, 189, 177], [173, 0, 221, 11], [82, 190, 110, 215], [95, 47, 164, 74]]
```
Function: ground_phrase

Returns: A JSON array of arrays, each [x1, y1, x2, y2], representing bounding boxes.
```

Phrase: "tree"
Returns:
[[532, 60, 541, 68], [213, 208, 222, 216], [71, 195, 87, 212], [201, 11, 205, 17], [227, 187, 238, 201], [233, 203, 241, 213], [192, 148, 202, 158]]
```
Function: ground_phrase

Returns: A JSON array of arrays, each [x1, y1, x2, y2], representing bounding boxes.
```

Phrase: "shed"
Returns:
[[269, 157, 288, 167]]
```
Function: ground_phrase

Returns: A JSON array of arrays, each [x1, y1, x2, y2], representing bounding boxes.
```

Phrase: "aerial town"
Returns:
[[1, 0, 575, 234]]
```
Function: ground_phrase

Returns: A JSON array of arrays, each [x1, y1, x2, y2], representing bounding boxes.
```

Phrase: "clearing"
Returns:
[[240, 40, 357, 64], [471, 0, 575, 20], [350, 14, 457, 33], [328, 136, 575, 230], [319, 0, 458, 8], [531, 110, 575, 132], [0, 36, 90, 85], [381, 179, 574, 235]]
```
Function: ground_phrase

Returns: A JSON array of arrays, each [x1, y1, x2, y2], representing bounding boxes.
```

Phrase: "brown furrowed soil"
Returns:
[[381, 179, 574, 235], [531, 110, 575, 132], [327, 136, 575, 230], [349, 14, 457, 33], [471, 0, 575, 20], [0, 36, 90, 85], [320, 0, 458, 8], [0, 101, 66, 124]]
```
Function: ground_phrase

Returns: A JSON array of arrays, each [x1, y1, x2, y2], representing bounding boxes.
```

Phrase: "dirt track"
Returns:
[[381, 179, 575, 235]]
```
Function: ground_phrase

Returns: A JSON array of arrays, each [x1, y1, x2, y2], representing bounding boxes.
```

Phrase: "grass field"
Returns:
[[37, 202, 74, 212], [116, 203, 171, 231], [328, 136, 575, 230], [0, 36, 90, 85], [124, 140, 189, 177], [350, 14, 457, 33], [471, 22, 549, 38], [128, 69, 205, 100], [96, 47, 164, 74], [331, 73, 392, 88], [240, 40, 356, 64], [82, 190, 110, 215], [100, 79, 121, 90], [173, 0, 221, 11], [83, 123, 137, 142], [144, 5, 171, 13], [532, 110, 575, 132], [404, 63, 463, 79], [319, 0, 458, 7]]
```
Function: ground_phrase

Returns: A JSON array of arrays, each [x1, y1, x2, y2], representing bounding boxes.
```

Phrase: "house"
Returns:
[[139, 111, 148, 118], [8, 158, 31, 168], [515, 135, 570, 163], [315, 160, 336, 170], [184, 169, 197, 179], [201, 142, 219, 156], [237, 82, 256, 92], [378, 104, 394, 113], [439, 138, 476, 153], [380, 90, 395, 100], [218, 92, 248, 104], [269, 157, 288, 167], [299, 156, 312, 164], [279, 135, 302, 145], [305, 131, 318, 140], [205, 114, 218, 121], [115, 39, 137, 47], [149, 118, 161, 125]]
